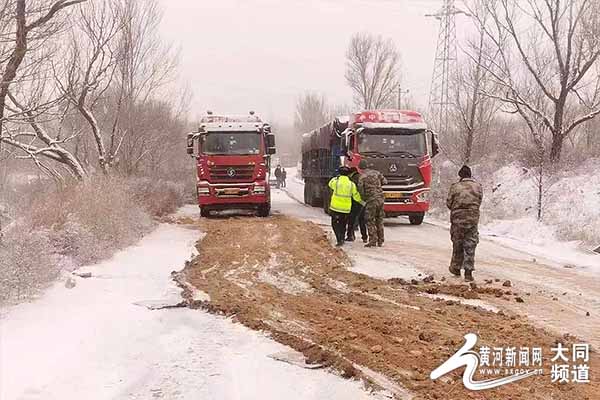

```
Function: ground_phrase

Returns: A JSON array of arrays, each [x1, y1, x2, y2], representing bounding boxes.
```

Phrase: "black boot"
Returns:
[[464, 270, 474, 282], [449, 266, 461, 277]]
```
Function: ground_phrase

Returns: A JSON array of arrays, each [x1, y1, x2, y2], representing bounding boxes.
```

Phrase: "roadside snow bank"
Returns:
[[432, 159, 600, 249]]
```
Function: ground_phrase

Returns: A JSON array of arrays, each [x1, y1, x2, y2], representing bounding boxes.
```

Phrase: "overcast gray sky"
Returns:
[[159, 0, 469, 124]]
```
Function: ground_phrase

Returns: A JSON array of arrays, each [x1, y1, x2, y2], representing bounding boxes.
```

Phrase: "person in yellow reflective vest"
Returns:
[[328, 166, 363, 246]]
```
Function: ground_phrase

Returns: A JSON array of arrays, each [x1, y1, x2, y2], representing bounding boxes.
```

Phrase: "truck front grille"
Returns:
[[210, 165, 254, 181]]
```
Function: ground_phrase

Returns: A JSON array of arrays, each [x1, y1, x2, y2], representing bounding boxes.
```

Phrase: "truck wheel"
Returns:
[[310, 182, 323, 207], [257, 203, 270, 217], [304, 182, 312, 205], [200, 207, 210, 218], [409, 213, 425, 225], [313, 189, 323, 207]]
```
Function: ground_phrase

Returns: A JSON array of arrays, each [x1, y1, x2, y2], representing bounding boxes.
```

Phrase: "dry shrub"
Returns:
[[129, 178, 186, 217], [0, 175, 188, 305], [0, 226, 61, 304], [28, 178, 155, 265]]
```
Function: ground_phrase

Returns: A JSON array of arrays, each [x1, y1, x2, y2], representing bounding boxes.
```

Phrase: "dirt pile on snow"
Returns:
[[181, 215, 599, 400]]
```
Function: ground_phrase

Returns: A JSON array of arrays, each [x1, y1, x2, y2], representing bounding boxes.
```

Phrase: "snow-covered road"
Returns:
[[3, 182, 598, 399], [0, 214, 378, 400]]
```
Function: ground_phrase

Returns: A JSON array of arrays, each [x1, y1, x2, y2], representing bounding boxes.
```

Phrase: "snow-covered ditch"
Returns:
[[0, 214, 380, 400]]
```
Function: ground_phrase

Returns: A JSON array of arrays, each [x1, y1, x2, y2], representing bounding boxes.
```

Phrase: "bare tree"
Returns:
[[294, 92, 330, 133], [111, 0, 179, 175], [472, 0, 600, 163], [345, 32, 401, 110], [0, 0, 87, 180], [54, 0, 122, 175], [452, 12, 502, 164], [0, 1, 86, 136]]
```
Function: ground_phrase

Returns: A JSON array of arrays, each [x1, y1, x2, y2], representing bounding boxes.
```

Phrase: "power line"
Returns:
[[426, 0, 469, 133]]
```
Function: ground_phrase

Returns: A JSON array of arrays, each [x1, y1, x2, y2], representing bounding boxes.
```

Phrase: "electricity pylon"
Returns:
[[426, 0, 469, 133]]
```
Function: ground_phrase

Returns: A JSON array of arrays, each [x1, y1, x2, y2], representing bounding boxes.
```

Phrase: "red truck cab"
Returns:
[[187, 112, 276, 217], [343, 110, 439, 224]]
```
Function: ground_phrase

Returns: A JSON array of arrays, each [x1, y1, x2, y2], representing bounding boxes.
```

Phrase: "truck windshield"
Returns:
[[201, 132, 261, 155], [358, 129, 426, 157]]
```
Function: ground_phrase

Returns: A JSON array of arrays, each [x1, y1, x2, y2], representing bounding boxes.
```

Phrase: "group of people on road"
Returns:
[[327, 162, 483, 282], [274, 165, 287, 188], [328, 160, 387, 248]]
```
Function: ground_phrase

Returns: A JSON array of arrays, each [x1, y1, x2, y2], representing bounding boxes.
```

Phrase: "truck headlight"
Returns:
[[254, 185, 266, 194], [416, 191, 428, 202], [198, 186, 210, 196]]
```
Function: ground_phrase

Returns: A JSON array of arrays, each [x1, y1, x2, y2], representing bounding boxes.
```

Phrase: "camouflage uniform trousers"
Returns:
[[365, 199, 385, 246], [450, 223, 479, 272]]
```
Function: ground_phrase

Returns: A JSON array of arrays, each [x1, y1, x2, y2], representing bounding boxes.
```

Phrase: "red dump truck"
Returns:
[[301, 109, 439, 225], [187, 112, 276, 217]]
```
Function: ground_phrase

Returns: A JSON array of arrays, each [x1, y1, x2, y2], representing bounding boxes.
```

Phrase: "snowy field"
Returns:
[[0, 214, 379, 400]]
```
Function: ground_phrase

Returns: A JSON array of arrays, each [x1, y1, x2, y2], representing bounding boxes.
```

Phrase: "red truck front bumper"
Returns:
[[197, 182, 269, 210], [383, 188, 430, 217]]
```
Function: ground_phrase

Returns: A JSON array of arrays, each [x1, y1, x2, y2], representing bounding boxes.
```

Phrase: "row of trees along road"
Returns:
[[0, 0, 189, 183], [294, 32, 405, 136], [453, 0, 600, 165], [297, 0, 600, 167], [295, 2, 600, 220]]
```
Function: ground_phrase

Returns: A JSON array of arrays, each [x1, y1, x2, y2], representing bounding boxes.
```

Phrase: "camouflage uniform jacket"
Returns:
[[446, 178, 483, 227], [358, 169, 387, 204]]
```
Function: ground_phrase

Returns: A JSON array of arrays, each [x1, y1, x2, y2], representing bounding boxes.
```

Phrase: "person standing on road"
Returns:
[[358, 160, 387, 248], [446, 165, 483, 282], [281, 168, 287, 188], [345, 167, 368, 243], [328, 166, 363, 247], [274, 165, 282, 189]]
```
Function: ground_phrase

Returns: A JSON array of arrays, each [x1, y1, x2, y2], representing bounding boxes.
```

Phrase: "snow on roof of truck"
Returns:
[[198, 112, 270, 133], [202, 115, 262, 123], [351, 110, 426, 126], [201, 122, 265, 132], [359, 122, 428, 130]]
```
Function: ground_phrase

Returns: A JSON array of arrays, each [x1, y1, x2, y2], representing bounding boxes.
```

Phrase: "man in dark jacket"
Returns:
[[446, 165, 483, 282], [358, 159, 387, 247], [345, 167, 368, 243], [274, 165, 282, 188]]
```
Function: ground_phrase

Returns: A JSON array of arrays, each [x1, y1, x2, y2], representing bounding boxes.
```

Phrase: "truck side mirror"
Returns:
[[431, 131, 440, 157], [266, 133, 276, 155], [187, 133, 195, 156], [340, 128, 352, 156], [341, 136, 348, 153]]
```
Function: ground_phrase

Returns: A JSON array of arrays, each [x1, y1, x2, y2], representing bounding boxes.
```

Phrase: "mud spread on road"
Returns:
[[179, 215, 598, 400]]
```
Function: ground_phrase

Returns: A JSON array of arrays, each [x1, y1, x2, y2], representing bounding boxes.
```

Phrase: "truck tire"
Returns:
[[304, 181, 312, 205], [306, 181, 321, 207], [200, 207, 210, 218], [312, 186, 323, 207], [409, 213, 425, 225], [257, 203, 270, 217]]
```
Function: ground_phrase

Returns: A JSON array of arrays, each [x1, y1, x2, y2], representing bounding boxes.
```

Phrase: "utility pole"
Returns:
[[397, 86, 410, 109], [426, 0, 469, 133]]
